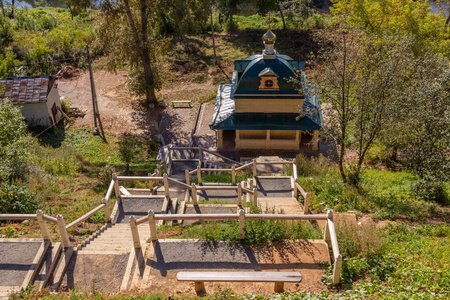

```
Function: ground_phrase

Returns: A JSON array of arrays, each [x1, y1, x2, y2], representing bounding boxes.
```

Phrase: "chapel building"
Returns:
[[210, 30, 322, 151]]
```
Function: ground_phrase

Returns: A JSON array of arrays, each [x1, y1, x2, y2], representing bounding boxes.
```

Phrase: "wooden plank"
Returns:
[[120, 247, 137, 291], [177, 271, 301, 283], [50, 247, 74, 291], [20, 241, 50, 290], [65, 204, 105, 229]]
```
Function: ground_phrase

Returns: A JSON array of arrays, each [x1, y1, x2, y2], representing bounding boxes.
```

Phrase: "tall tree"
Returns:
[[215, 0, 244, 31], [63, 0, 91, 20], [96, 0, 209, 105], [311, 31, 415, 183]]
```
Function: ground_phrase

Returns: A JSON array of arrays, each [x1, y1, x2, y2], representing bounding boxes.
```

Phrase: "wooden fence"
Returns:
[[129, 209, 342, 285]]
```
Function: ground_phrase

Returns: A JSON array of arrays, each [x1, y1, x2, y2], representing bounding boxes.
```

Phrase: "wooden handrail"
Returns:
[[137, 213, 327, 222], [65, 204, 106, 230], [295, 182, 307, 198], [200, 168, 232, 172], [42, 215, 58, 224], [241, 186, 254, 194], [202, 148, 242, 165], [167, 178, 191, 190], [0, 214, 37, 220], [235, 162, 253, 171], [245, 214, 327, 220], [195, 185, 238, 191], [255, 161, 294, 165], [170, 147, 199, 151], [117, 176, 164, 181], [327, 217, 341, 260], [105, 179, 115, 200]]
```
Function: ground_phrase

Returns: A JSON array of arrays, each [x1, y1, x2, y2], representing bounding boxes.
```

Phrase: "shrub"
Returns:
[[411, 179, 449, 205], [98, 164, 116, 189], [296, 153, 333, 177], [0, 182, 39, 214]]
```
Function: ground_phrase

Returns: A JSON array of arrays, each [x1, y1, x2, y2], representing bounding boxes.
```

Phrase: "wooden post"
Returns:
[[168, 147, 172, 163], [185, 170, 190, 185], [112, 173, 120, 198], [304, 193, 310, 214], [252, 160, 257, 177], [148, 210, 157, 241], [57, 215, 70, 248], [333, 254, 343, 285], [324, 210, 332, 241], [195, 281, 206, 294], [102, 198, 111, 223], [232, 166, 236, 185], [198, 147, 203, 167], [163, 173, 170, 197], [36, 210, 50, 241], [237, 184, 242, 206], [238, 209, 245, 239], [192, 184, 198, 205], [129, 216, 141, 249], [294, 181, 298, 199], [197, 167, 202, 185], [149, 172, 153, 192], [274, 282, 284, 293], [252, 188, 258, 207]]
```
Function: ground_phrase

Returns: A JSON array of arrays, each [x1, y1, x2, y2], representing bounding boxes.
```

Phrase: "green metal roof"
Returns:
[[210, 83, 321, 131], [258, 67, 279, 77]]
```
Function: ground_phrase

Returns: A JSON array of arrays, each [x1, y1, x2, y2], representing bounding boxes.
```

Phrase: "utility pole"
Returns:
[[86, 45, 106, 141]]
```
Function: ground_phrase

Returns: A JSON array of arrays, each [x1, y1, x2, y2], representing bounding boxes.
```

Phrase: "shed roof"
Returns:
[[0, 76, 52, 105]]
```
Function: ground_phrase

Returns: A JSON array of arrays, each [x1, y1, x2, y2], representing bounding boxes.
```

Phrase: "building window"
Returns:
[[265, 80, 274, 88]]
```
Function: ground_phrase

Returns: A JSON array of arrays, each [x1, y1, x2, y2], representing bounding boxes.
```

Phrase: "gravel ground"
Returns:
[[183, 205, 239, 226], [116, 197, 166, 223], [256, 177, 293, 198], [0, 241, 42, 286], [61, 252, 129, 292]]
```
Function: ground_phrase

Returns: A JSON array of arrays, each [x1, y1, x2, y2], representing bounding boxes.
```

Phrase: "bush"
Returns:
[[98, 164, 116, 189], [296, 153, 333, 177], [0, 182, 39, 214], [411, 179, 449, 205], [0, 100, 32, 182]]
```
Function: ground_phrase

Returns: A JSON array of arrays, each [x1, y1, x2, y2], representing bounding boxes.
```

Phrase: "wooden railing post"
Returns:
[[333, 254, 343, 285], [129, 216, 141, 249], [232, 166, 236, 184], [57, 215, 70, 248], [191, 184, 198, 205], [168, 147, 173, 163], [185, 170, 190, 185], [112, 173, 120, 198], [197, 167, 202, 185], [324, 210, 332, 241], [252, 188, 258, 207], [36, 210, 50, 241], [304, 193, 310, 214], [294, 181, 298, 199], [198, 147, 203, 167], [148, 172, 153, 192], [237, 184, 242, 206], [102, 198, 111, 222], [148, 210, 158, 241], [238, 209, 245, 239], [163, 173, 170, 197], [252, 160, 257, 177]]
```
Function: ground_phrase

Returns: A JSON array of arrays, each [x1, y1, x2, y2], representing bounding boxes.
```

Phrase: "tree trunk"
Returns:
[[446, 12, 450, 26], [0, 0, 5, 17], [278, 3, 286, 30], [10, 0, 14, 18], [123, 0, 156, 105], [229, 12, 233, 31], [140, 0, 157, 104]]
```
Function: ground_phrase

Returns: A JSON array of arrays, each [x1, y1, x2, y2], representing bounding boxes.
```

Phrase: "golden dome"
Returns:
[[262, 30, 276, 44]]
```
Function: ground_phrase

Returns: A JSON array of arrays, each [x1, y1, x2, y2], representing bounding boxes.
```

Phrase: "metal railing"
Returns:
[[128, 209, 342, 285]]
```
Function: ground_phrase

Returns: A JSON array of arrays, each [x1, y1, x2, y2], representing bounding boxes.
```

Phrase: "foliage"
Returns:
[[32, 143, 80, 177], [0, 100, 32, 182], [411, 179, 449, 205], [179, 205, 323, 244], [117, 134, 160, 173], [0, 182, 39, 214], [0, 51, 22, 77], [96, 0, 210, 103], [331, 0, 450, 56], [295, 153, 334, 177]]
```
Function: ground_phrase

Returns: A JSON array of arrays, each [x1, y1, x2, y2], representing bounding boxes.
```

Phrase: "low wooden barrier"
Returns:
[[0, 210, 70, 247], [171, 100, 192, 108], [130, 209, 342, 285]]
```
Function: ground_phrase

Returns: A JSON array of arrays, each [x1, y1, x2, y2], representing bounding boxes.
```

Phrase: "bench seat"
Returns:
[[177, 271, 302, 293]]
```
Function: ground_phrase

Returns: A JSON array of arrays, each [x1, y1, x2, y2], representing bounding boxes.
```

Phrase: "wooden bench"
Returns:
[[171, 100, 192, 108], [176, 271, 302, 293]]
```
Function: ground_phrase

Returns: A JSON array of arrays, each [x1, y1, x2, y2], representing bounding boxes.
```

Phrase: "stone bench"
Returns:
[[171, 100, 192, 108], [176, 271, 302, 293]]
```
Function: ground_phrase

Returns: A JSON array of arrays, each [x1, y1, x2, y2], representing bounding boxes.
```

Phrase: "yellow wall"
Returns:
[[235, 98, 304, 113], [270, 130, 296, 140], [239, 130, 266, 139]]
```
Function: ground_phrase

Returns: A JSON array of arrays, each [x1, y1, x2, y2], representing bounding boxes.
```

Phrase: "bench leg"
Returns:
[[274, 282, 284, 293], [195, 281, 205, 294]]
